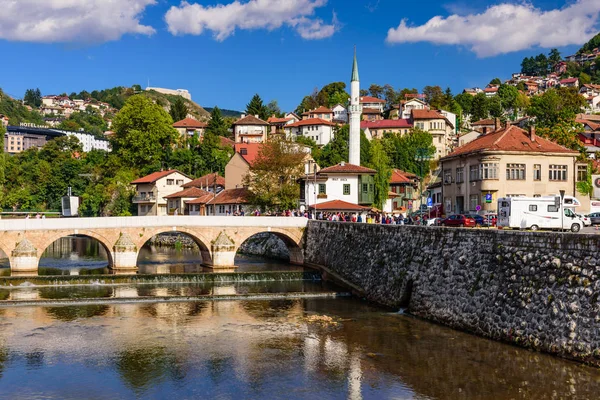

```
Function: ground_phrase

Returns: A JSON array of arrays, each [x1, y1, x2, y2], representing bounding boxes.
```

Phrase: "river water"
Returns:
[[0, 236, 600, 399]]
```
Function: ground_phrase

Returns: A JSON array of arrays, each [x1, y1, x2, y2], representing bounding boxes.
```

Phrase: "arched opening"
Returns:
[[38, 235, 111, 276], [0, 246, 9, 276], [136, 231, 211, 274], [235, 232, 303, 272]]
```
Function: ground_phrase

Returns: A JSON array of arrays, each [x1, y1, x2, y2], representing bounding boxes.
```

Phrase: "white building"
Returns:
[[284, 118, 336, 146], [146, 87, 192, 101], [332, 104, 348, 123], [400, 98, 428, 119], [131, 170, 192, 216], [359, 96, 386, 113], [52, 129, 111, 152]]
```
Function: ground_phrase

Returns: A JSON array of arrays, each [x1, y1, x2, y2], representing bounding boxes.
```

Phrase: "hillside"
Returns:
[[204, 107, 242, 118], [0, 89, 44, 125], [141, 90, 210, 120], [577, 32, 600, 55]]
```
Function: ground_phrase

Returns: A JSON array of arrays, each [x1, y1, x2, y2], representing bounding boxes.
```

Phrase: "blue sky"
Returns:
[[0, 0, 598, 112]]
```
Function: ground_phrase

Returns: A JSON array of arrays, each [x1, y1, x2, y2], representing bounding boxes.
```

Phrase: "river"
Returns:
[[0, 236, 599, 399]]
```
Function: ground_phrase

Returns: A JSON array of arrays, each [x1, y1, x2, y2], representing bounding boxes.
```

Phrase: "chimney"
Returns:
[[241, 113, 246, 119], [529, 125, 536, 142], [340, 161, 345, 166], [482, 127, 488, 135], [494, 118, 501, 131], [255, 114, 259, 118]]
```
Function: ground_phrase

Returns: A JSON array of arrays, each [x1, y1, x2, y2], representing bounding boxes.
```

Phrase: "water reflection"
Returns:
[[0, 298, 598, 399]]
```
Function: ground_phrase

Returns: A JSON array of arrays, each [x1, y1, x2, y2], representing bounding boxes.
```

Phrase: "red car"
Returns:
[[441, 214, 476, 227]]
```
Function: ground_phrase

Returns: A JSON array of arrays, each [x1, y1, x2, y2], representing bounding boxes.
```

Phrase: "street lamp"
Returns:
[[414, 148, 432, 223]]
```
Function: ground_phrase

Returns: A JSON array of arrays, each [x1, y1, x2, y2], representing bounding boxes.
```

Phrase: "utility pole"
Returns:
[[414, 148, 432, 224]]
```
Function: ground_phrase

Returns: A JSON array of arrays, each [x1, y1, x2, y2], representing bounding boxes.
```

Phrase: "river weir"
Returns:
[[0, 235, 600, 399]]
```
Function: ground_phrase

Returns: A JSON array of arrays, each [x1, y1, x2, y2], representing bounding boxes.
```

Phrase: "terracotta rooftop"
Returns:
[[286, 118, 336, 128], [164, 187, 212, 199], [361, 119, 412, 130], [131, 170, 182, 184], [319, 163, 376, 175], [234, 143, 262, 165], [185, 193, 216, 204], [233, 115, 269, 126], [360, 96, 386, 103], [576, 119, 600, 131], [220, 136, 235, 148], [362, 108, 382, 114], [207, 188, 252, 205], [173, 117, 207, 128], [183, 173, 226, 189], [411, 109, 446, 120], [310, 106, 333, 113], [308, 200, 371, 211], [561, 78, 579, 84], [443, 125, 579, 159], [390, 169, 418, 184], [267, 117, 293, 124], [471, 119, 496, 126]]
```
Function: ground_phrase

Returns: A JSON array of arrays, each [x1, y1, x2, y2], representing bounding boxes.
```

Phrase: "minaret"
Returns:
[[348, 48, 362, 166]]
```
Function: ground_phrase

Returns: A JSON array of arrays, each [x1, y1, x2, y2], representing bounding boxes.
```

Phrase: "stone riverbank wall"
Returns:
[[304, 221, 600, 366]]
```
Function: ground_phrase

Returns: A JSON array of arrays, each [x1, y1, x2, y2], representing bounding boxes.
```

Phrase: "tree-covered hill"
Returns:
[[204, 107, 242, 118], [577, 32, 600, 55], [0, 89, 44, 125]]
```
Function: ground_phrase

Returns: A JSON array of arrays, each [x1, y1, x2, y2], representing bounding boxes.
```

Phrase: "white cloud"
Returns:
[[386, 0, 600, 57], [0, 0, 156, 43], [165, 0, 338, 40]]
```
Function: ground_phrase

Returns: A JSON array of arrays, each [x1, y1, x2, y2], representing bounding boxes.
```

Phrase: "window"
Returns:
[[506, 164, 526, 180], [577, 164, 587, 182], [369, 184, 374, 192], [167, 179, 175, 185], [319, 184, 326, 194], [343, 184, 351, 195], [533, 164, 541, 181], [479, 163, 498, 180], [362, 183, 368, 192], [529, 205, 538, 212], [549, 165, 567, 181], [176, 179, 184, 185], [219, 205, 225, 213], [456, 167, 464, 183], [548, 205, 559, 212], [444, 169, 452, 184], [469, 165, 479, 181], [469, 195, 478, 211]]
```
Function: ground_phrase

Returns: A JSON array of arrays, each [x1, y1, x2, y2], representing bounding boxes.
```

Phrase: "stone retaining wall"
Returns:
[[304, 221, 600, 366]]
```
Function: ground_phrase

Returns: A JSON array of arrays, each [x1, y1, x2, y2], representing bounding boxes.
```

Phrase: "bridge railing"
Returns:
[[0, 216, 309, 232]]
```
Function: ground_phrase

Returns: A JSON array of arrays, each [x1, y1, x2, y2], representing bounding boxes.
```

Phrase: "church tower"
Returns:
[[348, 48, 362, 166]]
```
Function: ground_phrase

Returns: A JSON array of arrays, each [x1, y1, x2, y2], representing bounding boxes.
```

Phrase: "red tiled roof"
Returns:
[[185, 193, 215, 204], [131, 170, 182, 184], [309, 200, 371, 211], [561, 78, 579, 84], [362, 108, 382, 114], [484, 87, 498, 92], [471, 119, 496, 126], [576, 119, 600, 131], [319, 163, 376, 174], [444, 125, 579, 159], [390, 169, 417, 184], [207, 188, 252, 205], [361, 119, 412, 130], [234, 143, 262, 165], [411, 109, 446, 120], [173, 117, 207, 128], [233, 115, 269, 126], [164, 187, 212, 199], [285, 118, 336, 128], [220, 136, 235, 148], [310, 106, 333, 113], [183, 173, 226, 188], [267, 117, 292, 123], [360, 96, 386, 103]]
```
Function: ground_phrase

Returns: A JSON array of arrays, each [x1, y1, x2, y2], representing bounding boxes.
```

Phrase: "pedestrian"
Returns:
[[357, 214, 363, 223], [35, 213, 41, 219]]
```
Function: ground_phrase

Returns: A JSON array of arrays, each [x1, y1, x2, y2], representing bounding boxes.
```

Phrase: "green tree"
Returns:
[[265, 100, 284, 118], [548, 48, 562, 68], [382, 128, 435, 177], [489, 78, 502, 85], [317, 82, 349, 108], [454, 93, 474, 116], [423, 85, 446, 109], [579, 72, 592, 85], [368, 84, 384, 99], [246, 94, 268, 121], [470, 93, 489, 122], [497, 84, 519, 113], [206, 106, 230, 138], [0, 124, 4, 200], [534, 53, 549, 75], [528, 87, 586, 128], [245, 136, 306, 210], [23, 88, 42, 107], [383, 84, 398, 107], [488, 96, 504, 119], [316, 125, 371, 168], [578, 32, 600, 54], [521, 56, 536, 75], [169, 97, 188, 122], [367, 139, 391, 210], [110, 95, 177, 171]]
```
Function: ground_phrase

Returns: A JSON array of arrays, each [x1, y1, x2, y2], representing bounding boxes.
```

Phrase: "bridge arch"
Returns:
[[233, 228, 304, 265], [0, 238, 11, 269], [136, 227, 214, 266], [37, 231, 114, 269]]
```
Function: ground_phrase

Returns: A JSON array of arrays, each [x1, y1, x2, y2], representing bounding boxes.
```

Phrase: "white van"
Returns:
[[497, 196, 584, 232]]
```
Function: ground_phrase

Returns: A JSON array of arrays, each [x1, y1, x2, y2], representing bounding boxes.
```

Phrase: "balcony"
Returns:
[[133, 194, 156, 203], [578, 133, 600, 148]]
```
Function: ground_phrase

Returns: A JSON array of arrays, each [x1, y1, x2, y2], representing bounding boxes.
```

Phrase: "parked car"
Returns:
[[587, 212, 600, 226], [464, 214, 485, 227], [441, 214, 476, 228], [576, 213, 592, 227], [484, 213, 497, 227]]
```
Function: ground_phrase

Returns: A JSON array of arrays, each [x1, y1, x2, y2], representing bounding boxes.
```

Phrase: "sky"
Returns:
[[0, 0, 598, 112]]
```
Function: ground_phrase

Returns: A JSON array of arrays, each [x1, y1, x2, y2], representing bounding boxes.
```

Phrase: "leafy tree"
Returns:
[[206, 106, 230, 138], [111, 95, 177, 171], [0, 124, 4, 201], [367, 139, 391, 210], [295, 92, 319, 115], [265, 100, 284, 118], [535, 53, 549, 75], [548, 48, 562, 68], [454, 93, 474, 117], [169, 97, 188, 122], [527, 87, 586, 128], [24, 88, 42, 107], [578, 32, 600, 54], [488, 96, 503, 119], [246, 94, 268, 121], [576, 162, 593, 197], [515, 91, 530, 115], [516, 81, 527, 92], [316, 125, 371, 167], [245, 136, 306, 210], [470, 93, 489, 122], [360, 89, 369, 97], [317, 82, 349, 108], [521, 56, 536, 75], [579, 72, 592, 85], [382, 128, 435, 177], [368, 84, 384, 99], [199, 129, 232, 176], [423, 85, 446, 109], [383, 84, 398, 107], [489, 78, 502, 85]]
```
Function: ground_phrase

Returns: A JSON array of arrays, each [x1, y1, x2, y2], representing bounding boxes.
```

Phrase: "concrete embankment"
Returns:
[[304, 221, 600, 366]]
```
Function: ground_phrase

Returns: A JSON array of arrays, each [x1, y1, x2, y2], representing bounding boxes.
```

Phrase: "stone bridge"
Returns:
[[0, 216, 308, 273]]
